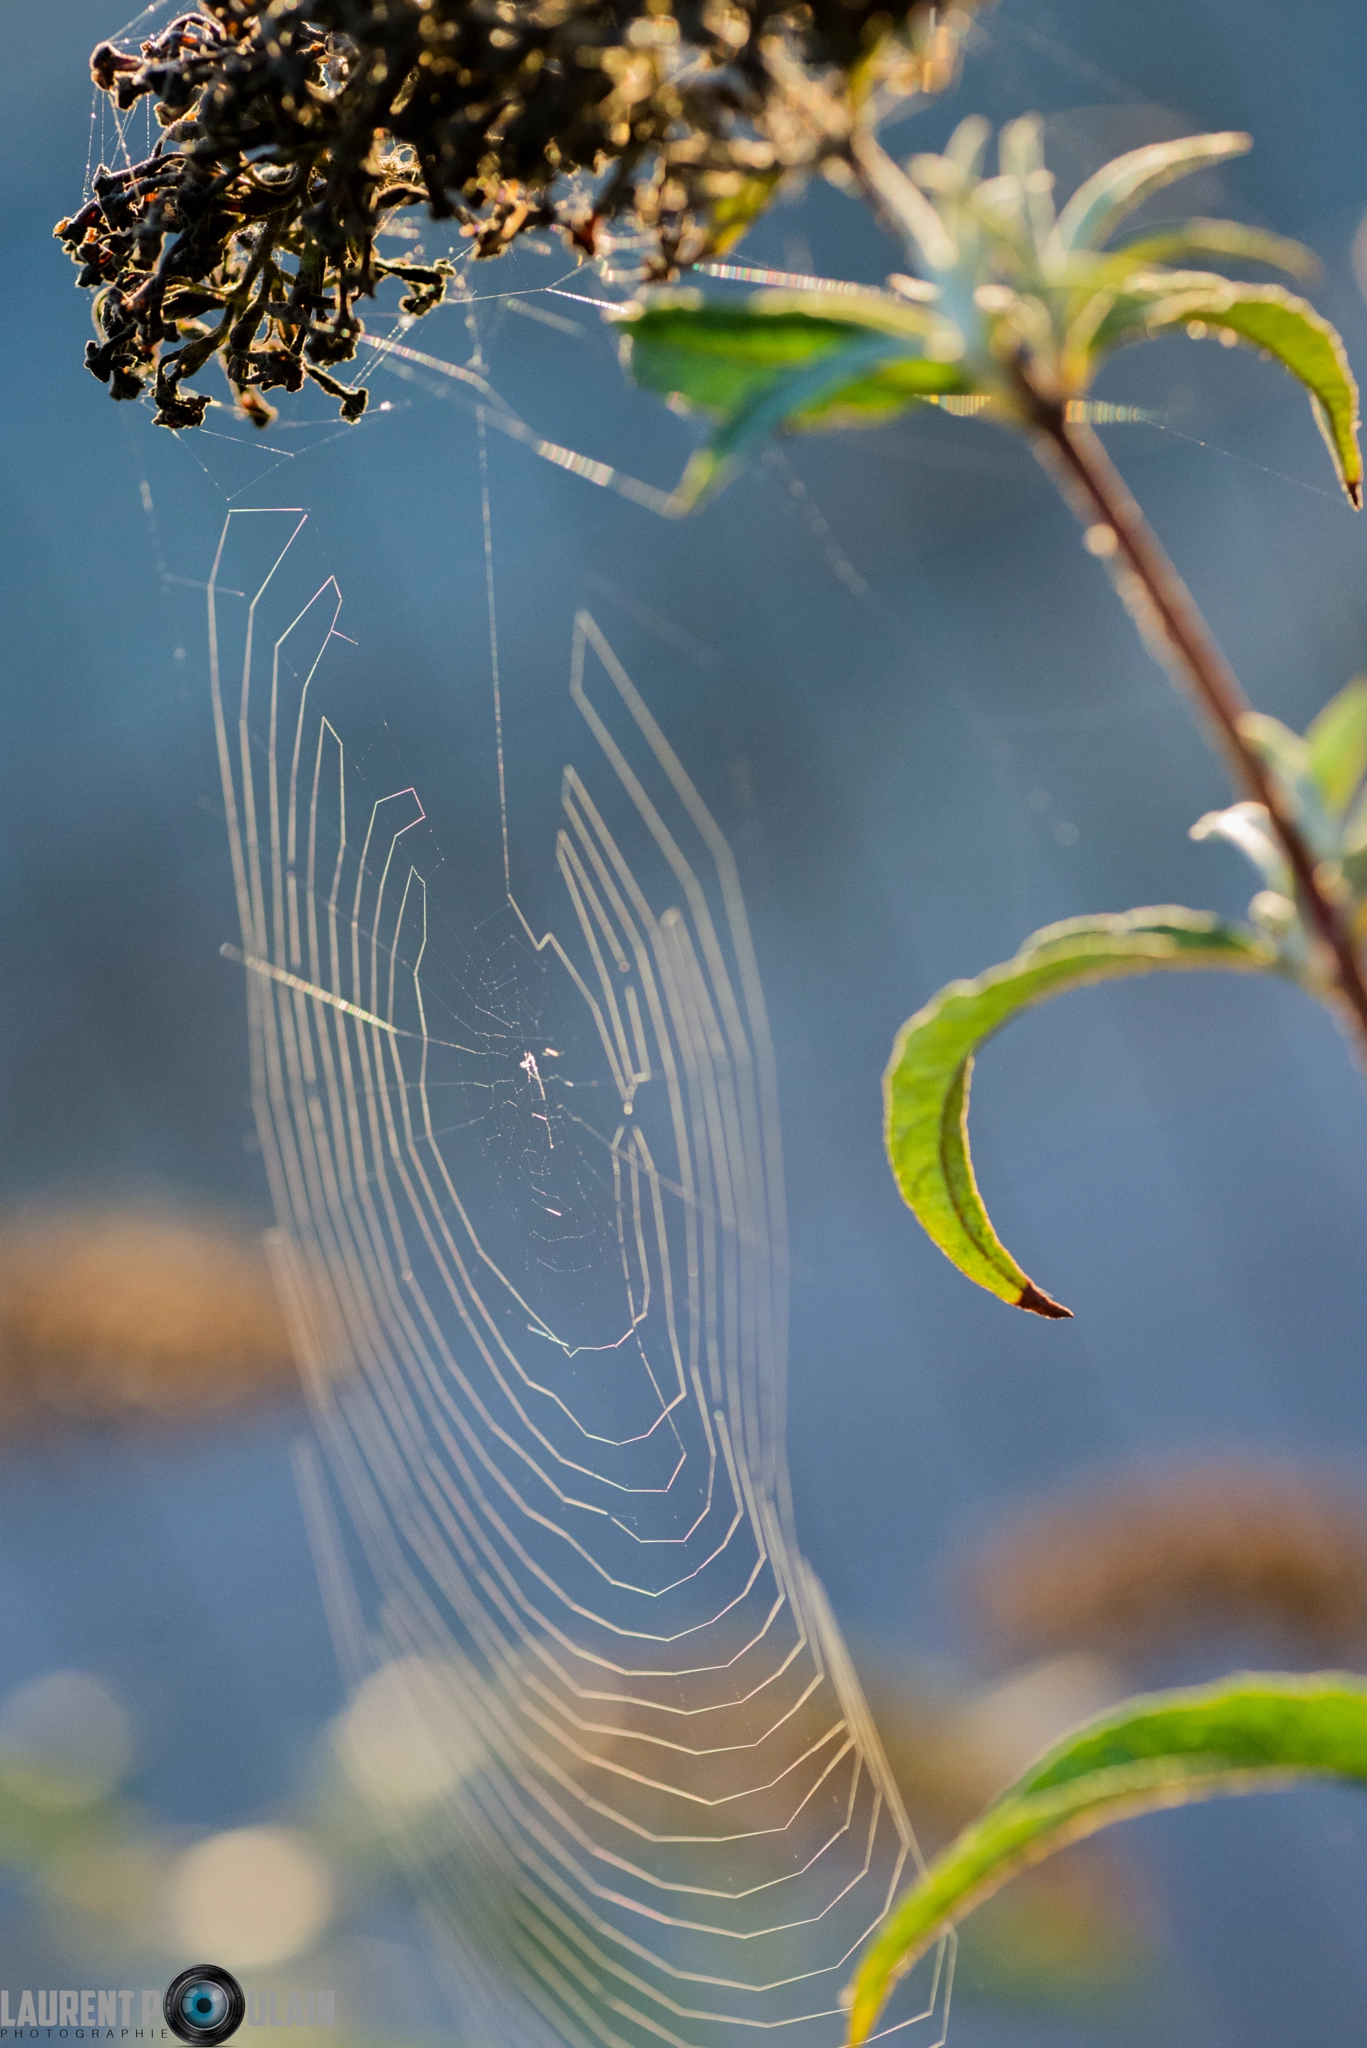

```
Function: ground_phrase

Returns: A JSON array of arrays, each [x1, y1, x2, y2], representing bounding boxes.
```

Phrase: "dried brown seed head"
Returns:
[[58, 0, 984, 426]]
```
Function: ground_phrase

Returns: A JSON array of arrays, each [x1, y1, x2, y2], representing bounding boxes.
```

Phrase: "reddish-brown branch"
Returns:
[[1022, 392, 1367, 1059]]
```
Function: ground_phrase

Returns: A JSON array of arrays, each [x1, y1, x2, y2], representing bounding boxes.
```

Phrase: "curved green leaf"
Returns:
[[883, 908, 1277, 1316], [845, 1672, 1367, 2046], [616, 295, 972, 508], [1110, 217, 1317, 279], [1089, 275, 1362, 505], [1053, 131, 1251, 253]]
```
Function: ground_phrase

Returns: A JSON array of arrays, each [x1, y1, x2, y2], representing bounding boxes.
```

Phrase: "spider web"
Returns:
[[73, 12, 1352, 2040], [77, 58, 966, 2045], [207, 501, 951, 2048]]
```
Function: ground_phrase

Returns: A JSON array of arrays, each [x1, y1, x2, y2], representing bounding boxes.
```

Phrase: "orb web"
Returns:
[[208, 506, 951, 2048]]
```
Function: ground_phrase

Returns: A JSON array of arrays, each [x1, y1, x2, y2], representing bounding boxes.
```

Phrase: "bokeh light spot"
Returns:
[[0, 1671, 133, 1808], [333, 1658, 482, 1813], [171, 1826, 332, 1966]]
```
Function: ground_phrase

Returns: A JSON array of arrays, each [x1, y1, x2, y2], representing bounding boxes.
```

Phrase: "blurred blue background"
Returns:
[[5, 0, 1367, 2040]]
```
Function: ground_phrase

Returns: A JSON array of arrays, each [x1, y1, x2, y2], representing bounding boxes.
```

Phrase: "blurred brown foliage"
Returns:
[[965, 1459, 1367, 1668], [0, 1207, 298, 1428]]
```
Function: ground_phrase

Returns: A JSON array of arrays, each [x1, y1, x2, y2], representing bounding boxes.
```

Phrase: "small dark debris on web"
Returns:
[[56, 0, 978, 429]]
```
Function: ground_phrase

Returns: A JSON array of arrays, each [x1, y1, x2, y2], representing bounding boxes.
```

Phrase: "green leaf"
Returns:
[[617, 295, 972, 508], [618, 292, 949, 409], [1053, 131, 1251, 253], [676, 346, 971, 507], [1090, 275, 1363, 506], [620, 300, 879, 411], [1192, 291, 1362, 507], [1306, 676, 1367, 817], [845, 1671, 1367, 2046], [1238, 709, 1312, 789], [1110, 217, 1318, 279], [883, 909, 1277, 1317]]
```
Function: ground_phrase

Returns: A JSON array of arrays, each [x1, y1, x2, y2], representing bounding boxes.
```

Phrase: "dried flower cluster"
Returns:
[[55, 0, 974, 429]]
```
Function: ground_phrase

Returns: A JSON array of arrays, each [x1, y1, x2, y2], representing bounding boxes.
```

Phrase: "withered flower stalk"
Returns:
[[56, 0, 975, 429]]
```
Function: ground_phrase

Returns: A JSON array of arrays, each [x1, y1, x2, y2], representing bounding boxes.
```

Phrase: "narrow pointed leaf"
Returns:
[[1089, 276, 1362, 505], [852, 130, 960, 271], [1306, 676, 1367, 817], [883, 909, 1276, 1316], [1232, 710, 1344, 864], [1194, 292, 1362, 506], [1238, 710, 1311, 783], [1110, 217, 1317, 279], [1053, 131, 1251, 253], [846, 1671, 1367, 2046], [1237, 710, 1319, 810]]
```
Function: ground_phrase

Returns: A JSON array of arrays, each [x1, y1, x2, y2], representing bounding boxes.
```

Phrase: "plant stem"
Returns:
[[1023, 389, 1367, 1057], [842, 122, 1367, 1048]]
